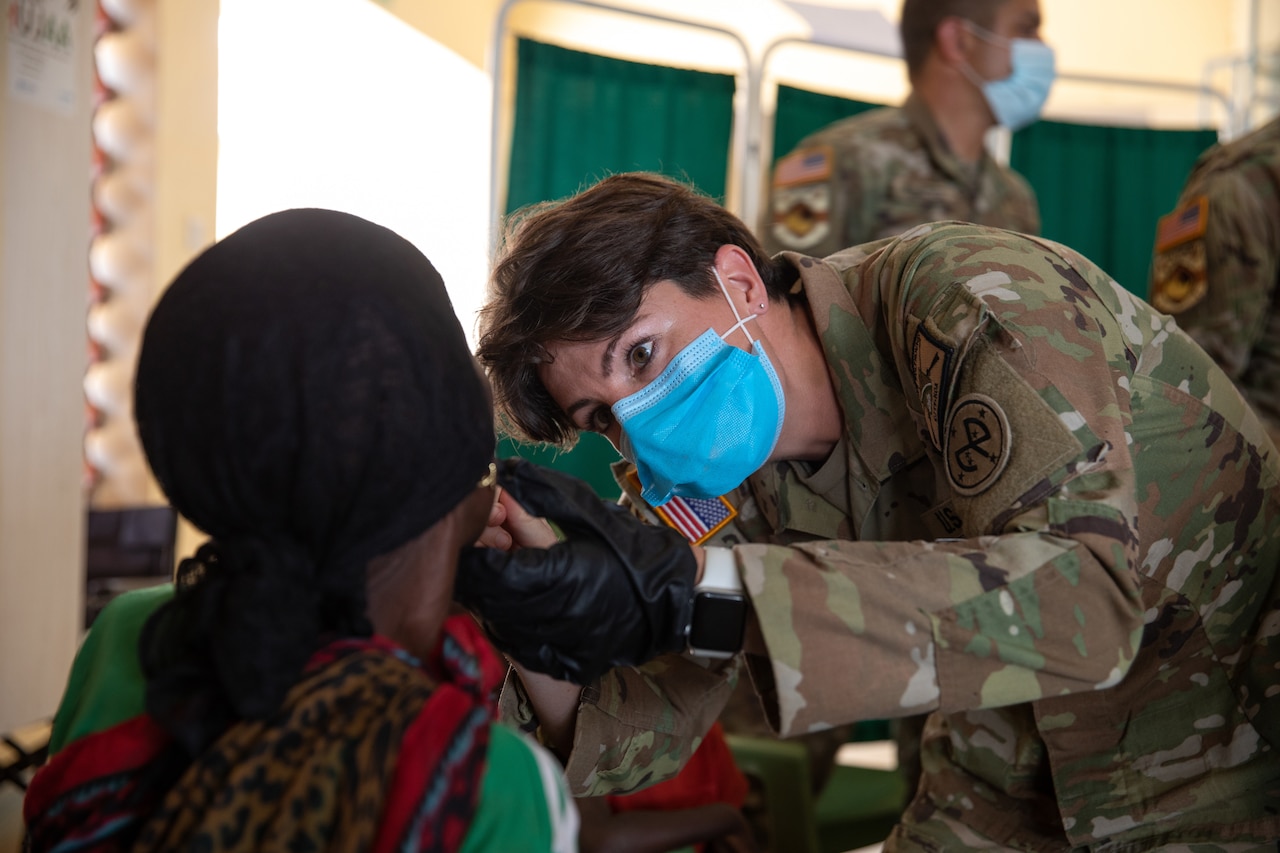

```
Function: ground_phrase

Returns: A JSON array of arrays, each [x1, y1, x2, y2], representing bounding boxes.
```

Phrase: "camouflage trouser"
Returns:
[[886, 807, 1280, 852]]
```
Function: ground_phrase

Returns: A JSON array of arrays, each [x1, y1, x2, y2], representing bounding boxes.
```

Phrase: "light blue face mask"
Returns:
[[611, 268, 786, 506], [962, 22, 1056, 131]]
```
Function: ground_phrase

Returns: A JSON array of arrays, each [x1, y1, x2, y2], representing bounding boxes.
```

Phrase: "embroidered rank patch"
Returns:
[[910, 322, 955, 451], [626, 469, 737, 544], [945, 393, 1011, 496], [1154, 195, 1208, 253]]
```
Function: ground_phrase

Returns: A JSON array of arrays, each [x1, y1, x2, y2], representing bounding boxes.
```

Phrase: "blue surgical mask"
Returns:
[[962, 22, 1056, 131], [611, 269, 786, 506]]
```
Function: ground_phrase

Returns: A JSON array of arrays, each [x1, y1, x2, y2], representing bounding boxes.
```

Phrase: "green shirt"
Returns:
[[50, 586, 577, 853]]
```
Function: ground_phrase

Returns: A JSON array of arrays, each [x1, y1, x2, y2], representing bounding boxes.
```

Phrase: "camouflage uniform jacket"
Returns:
[[762, 95, 1040, 257], [502, 222, 1280, 851], [1149, 115, 1280, 446]]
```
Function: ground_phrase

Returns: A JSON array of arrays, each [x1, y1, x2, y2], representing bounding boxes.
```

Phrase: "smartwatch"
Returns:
[[687, 546, 748, 659]]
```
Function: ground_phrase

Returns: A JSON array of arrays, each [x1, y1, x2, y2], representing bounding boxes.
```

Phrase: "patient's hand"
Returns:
[[455, 459, 697, 685], [475, 488, 558, 551]]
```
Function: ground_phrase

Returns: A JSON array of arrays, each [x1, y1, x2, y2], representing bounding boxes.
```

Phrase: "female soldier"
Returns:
[[461, 173, 1280, 851]]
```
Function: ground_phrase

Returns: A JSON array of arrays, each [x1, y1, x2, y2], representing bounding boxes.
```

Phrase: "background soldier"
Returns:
[[763, 0, 1049, 257], [1149, 113, 1280, 447], [766, 0, 1055, 792], [463, 173, 1280, 851]]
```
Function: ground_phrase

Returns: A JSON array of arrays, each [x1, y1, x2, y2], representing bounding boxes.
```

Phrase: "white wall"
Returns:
[[0, 0, 97, 847], [0, 0, 95, 737], [216, 0, 492, 345]]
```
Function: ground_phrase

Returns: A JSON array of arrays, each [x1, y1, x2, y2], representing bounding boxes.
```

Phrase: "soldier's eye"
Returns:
[[629, 341, 654, 369], [589, 406, 615, 433]]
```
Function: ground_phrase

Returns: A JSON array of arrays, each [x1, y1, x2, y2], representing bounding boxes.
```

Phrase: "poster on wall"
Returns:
[[7, 0, 78, 117]]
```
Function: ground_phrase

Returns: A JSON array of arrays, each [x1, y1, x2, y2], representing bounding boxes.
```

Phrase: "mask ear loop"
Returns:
[[957, 20, 1010, 89], [712, 267, 758, 345], [962, 19, 1003, 87], [964, 20, 1009, 48]]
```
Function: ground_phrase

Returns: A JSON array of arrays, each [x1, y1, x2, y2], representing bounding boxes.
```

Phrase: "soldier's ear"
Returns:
[[934, 16, 974, 68], [713, 245, 769, 312]]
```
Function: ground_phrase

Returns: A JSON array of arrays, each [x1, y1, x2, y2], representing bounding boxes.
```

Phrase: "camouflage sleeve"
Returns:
[[738, 501, 1142, 735], [1150, 171, 1278, 380], [498, 654, 740, 796], [742, 223, 1147, 737]]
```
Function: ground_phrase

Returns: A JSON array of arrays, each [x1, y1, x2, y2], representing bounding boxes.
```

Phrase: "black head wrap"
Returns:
[[134, 208, 494, 756]]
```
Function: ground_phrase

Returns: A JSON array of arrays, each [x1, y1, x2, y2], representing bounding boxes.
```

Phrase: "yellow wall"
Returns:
[[154, 0, 220, 318], [379, 0, 506, 69]]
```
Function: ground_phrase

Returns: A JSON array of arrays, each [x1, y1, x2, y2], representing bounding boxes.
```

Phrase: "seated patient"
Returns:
[[23, 209, 577, 852]]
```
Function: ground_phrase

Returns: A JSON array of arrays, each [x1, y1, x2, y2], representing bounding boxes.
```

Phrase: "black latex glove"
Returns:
[[455, 458, 697, 685]]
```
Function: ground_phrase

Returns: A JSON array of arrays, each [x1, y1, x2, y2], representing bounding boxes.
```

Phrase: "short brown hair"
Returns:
[[900, 0, 1004, 77], [477, 172, 794, 447]]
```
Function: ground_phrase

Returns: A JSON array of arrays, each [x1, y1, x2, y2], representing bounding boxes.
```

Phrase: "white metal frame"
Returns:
[[488, 0, 756, 252]]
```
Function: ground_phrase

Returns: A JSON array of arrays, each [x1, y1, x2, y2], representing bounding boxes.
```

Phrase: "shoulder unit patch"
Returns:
[[945, 393, 1011, 496]]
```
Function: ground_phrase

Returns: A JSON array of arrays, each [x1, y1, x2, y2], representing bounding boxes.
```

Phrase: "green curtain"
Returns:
[[772, 85, 881, 164], [498, 39, 737, 499], [1010, 120, 1217, 296], [771, 86, 1217, 297], [507, 39, 736, 210]]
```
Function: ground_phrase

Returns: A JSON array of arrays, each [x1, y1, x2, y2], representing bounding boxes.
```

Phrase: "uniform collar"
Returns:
[[902, 93, 986, 190], [757, 251, 923, 536]]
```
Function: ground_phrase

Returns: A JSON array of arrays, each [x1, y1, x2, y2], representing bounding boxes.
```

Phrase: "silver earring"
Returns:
[[758, 302, 766, 309]]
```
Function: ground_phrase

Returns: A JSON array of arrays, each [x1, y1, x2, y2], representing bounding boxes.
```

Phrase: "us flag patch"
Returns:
[[773, 145, 833, 187], [626, 469, 737, 544], [1155, 195, 1208, 252]]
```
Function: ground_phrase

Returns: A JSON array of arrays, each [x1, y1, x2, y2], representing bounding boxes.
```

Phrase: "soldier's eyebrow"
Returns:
[[563, 332, 623, 421], [600, 335, 622, 378]]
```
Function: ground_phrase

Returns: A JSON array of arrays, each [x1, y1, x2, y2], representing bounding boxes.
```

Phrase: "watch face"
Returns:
[[689, 591, 747, 654]]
